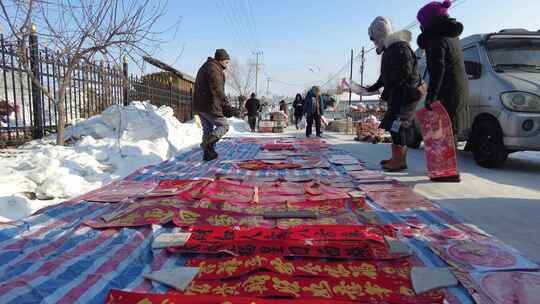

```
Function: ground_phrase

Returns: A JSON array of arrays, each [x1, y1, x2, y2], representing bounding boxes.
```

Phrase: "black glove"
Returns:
[[222, 103, 234, 118], [425, 99, 434, 111]]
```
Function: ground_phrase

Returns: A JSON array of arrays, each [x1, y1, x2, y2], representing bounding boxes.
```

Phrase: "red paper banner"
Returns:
[[105, 289, 360, 304], [77, 180, 158, 203], [169, 225, 398, 259], [187, 255, 411, 281], [84, 200, 276, 229], [275, 214, 358, 228], [173, 207, 275, 228], [83, 195, 362, 230], [202, 180, 257, 203], [185, 225, 393, 243], [84, 204, 177, 228], [168, 239, 390, 259], [180, 271, 443, 304], [235, 160, 303, 170], [261, 143, 297, 151], [148, 179, 213, 200], [367, 189, 436, 212]]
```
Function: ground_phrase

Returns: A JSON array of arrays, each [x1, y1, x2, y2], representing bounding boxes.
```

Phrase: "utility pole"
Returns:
[[266, 77, 271, 96], [253, 51, 263, 96], [348, 49, 354, 106], [360, 47, 365, 102]]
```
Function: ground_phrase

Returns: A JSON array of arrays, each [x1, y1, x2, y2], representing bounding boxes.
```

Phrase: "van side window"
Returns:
[[463, 46, 482, 79]]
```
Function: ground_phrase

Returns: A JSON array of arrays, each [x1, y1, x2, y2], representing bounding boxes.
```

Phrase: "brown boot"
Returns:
[[383, 145, 407, 172], [202, 135, 219, 161], [380, 144, 397, 165]]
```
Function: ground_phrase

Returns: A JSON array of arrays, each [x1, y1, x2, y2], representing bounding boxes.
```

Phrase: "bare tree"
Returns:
[[225, 59, 255, 99], [0, 0, 171, 145]]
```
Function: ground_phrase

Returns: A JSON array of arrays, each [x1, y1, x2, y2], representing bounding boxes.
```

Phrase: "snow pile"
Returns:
[[227, 117, 252, 136], [0, 101, 252, 222]]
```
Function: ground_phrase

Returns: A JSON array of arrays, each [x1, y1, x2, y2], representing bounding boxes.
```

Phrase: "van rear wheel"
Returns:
[[471, 120, 508, 168]]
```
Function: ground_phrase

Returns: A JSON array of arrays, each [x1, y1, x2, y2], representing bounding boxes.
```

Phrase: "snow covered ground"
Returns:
[[321, 131, 540, 262], [0, 101, 253, 222]]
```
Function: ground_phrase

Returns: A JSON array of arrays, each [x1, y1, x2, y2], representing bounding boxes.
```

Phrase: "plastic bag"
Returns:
[[299, 117, 307, 129], [321, 116, 329, 127]]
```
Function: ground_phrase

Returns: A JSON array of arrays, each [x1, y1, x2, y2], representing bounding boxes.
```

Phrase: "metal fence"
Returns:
[[0, 33, 193, 147], [130, 73, 193, 123]]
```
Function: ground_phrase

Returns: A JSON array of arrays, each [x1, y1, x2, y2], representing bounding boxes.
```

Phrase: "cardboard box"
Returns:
[[273, 127, 284, 133], [259, 120, 275, 128], [274, 121, 287, 128], [259, 127, 273, 133]]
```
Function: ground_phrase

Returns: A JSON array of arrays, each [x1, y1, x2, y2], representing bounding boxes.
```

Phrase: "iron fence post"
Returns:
[[189, 88, 193, 119], [122, 56, 128, 106], [29, 27, 44, 139], [169, 76, 173, 107]]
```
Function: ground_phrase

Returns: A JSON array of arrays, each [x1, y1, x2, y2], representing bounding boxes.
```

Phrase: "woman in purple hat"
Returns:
[[417, 0, 470, 141]]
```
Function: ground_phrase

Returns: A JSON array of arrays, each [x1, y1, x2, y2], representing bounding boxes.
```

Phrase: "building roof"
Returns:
[[143, 56, 195, 83]]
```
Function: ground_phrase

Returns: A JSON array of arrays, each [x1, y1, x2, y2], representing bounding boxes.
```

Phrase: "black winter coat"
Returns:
[[418, 16, 470, 135], [245, 98, 261, 117], [368, 33, 421, 131], [193, 58, 227, 117], [293, 98, 304, 117]]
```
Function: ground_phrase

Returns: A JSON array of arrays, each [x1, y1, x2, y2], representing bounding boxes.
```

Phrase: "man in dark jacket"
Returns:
[[244, 93, 260, 132], [417, 0, 470, 138], [193, 49, 232, 161], [303, 86, 324, 138], [366, 16, 422, 172]]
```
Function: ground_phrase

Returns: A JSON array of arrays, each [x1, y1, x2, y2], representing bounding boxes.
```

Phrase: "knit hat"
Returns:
[[214, 49, 230, 61], [368, 17, 393, 54], [417, 0, 452, 29]]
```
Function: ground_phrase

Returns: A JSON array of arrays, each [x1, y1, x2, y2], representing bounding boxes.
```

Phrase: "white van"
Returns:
[[413, 29, 540, 168]]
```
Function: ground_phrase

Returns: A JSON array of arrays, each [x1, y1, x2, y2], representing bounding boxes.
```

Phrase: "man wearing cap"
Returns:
[[303, 86, 324, 138], [245, 93, 261, 132], [193, 49, 232, 161]]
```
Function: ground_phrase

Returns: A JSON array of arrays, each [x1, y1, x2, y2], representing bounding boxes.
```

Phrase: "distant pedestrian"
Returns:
[[366, 16, 423, 172], [303, 86, 324, 138], [292, 93, 304, 129], [245, 93, 261, 132], [193, 48, 233, 161], [279, 100, 288, 116], [417, 0, 469, 137]]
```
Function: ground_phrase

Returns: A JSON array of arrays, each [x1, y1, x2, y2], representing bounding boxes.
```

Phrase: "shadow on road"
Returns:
[[333, 139, 540, 192], [436, 197, 540, 263]]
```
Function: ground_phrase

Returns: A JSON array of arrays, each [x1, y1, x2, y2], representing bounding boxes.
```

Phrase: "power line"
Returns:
[[246, 0, 261, 50], [320, 0, 469, 88], [216, 0, 252, 52], [236, 0, 258, 51], [253, 51, 263, 95], [229, 0, 251, 50], [222, 0, 255, 53]]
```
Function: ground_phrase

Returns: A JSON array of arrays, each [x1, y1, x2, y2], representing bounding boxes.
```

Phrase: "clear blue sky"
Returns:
[[151, 0, 540, 96]]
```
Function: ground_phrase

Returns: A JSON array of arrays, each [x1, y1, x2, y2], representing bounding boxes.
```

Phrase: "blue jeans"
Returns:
[[199, 112, 229, 143]]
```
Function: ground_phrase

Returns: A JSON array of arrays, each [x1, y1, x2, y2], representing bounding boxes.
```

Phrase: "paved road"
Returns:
[[286, 128, 540, 261]]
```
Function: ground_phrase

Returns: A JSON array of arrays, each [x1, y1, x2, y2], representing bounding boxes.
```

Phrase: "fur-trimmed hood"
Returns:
[[384, 30, 413, 49]]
